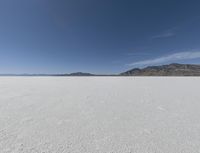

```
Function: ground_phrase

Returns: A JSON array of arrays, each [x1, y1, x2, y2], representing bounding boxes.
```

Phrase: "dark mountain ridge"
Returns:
[[68, 72, 94, 76], [121, 63, 200, 76], [1, 63, 200, 76]]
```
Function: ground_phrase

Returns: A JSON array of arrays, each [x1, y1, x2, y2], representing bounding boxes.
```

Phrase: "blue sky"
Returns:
[[0, 0, 200, 74]]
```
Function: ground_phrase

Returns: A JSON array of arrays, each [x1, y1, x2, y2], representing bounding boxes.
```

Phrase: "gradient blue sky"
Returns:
[[0, 0, 200, 74]]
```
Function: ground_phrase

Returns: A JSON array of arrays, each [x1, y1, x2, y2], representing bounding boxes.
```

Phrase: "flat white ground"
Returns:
[[0, 77, 200, 153]]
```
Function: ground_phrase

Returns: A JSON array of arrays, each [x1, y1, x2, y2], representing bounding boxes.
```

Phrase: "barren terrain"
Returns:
[[0, 77, 200, 153]]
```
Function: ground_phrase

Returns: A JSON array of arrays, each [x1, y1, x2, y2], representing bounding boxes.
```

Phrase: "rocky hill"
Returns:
[[121, 63, 200, 76]]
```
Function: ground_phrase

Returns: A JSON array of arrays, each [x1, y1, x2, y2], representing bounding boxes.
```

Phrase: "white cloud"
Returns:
[[152, 31, 175, 39], [126, 52, 150, 56], [128, 51, 200, 67], [152, 28, 176, 39]]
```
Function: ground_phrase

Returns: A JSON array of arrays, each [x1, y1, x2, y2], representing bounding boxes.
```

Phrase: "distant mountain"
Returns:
[[1, 63, 200, 76], [120, 63, 200, 76], [0, 72, 95, 76], [68, 72, 95, 76]]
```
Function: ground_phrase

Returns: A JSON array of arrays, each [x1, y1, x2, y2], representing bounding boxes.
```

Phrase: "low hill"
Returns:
[[68, 72, 95, 76], [121, 63, 200, 76]]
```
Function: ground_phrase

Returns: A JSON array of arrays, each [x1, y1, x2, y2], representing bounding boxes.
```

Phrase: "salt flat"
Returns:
[[0, 77, 200, 153]]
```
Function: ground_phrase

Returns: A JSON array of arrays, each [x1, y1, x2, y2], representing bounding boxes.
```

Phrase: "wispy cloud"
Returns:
[[126, 52, 150, 56], [152, 28, 176, 39], [127, 51, 200, 67]]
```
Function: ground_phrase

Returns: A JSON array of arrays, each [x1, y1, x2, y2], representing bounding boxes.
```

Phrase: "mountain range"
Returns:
[[1, 63, 200, 76], [121, 63, 200, 76]]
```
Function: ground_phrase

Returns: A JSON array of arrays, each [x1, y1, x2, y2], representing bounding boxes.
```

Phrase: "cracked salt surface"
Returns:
[[0, 77, 200, 153]]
